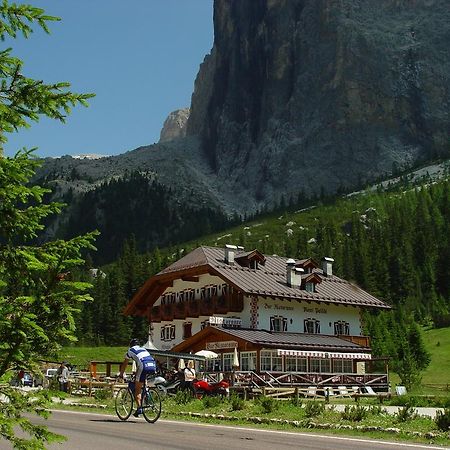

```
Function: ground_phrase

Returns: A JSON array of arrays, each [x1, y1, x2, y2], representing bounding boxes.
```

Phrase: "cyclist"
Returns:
[[119, 338, 156, 417]]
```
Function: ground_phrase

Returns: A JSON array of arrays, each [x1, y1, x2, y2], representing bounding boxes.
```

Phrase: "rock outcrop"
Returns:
[[159, 108, 190, 143]]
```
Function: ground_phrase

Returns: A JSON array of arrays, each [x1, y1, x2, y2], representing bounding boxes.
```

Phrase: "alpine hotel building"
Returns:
[[124, 245, 391, 390]]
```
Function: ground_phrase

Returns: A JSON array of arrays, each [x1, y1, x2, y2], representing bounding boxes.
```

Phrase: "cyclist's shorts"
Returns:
[[136, 359, 156, 382]]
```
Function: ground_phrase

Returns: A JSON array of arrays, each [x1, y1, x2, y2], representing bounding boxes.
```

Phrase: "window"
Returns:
[[305, 282, 315, 293], [285, 356, 308, 372], [260, 350, 283, 371], [332, 359, 354, 373], [240, 352, 257, 371], [270, 316, 288, 332], [343, 359, 353, 373], [334, 321, 350, 335], [223, 353, 233, 372], [321, 358, 331, 373], [304, 318, 320, 334], [200, 320, 209, 330], [309, 358, 321, 372], [249, 260, 259, 270], [206, 357, 220, 372], [183, 322, 192, 339], [161, 324, 176, 341]]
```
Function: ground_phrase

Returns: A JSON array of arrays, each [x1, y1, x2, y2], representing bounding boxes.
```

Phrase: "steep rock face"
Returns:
[[187, 0, 450, 208], [159, 108, 190, 143]]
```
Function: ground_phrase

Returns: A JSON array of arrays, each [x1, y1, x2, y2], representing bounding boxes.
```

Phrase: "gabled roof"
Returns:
[[124, 246, 390, 315], [172, 326, 370, 353]]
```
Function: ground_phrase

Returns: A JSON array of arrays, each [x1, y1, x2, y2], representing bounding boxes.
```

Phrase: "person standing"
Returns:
[[57, 362, 69, 392], [119, 338, 156, 417], [183, 360, 196, 394]]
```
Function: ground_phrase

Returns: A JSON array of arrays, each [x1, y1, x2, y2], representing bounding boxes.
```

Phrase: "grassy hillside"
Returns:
[[60, 346, 127, 370], [422, 326, 450, 390]]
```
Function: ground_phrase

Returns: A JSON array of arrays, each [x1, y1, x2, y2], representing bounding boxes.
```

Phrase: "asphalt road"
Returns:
[[11, 410, 448, 450]]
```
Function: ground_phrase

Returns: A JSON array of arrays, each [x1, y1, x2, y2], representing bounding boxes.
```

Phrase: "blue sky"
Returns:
[[4, 1, 214, 158]]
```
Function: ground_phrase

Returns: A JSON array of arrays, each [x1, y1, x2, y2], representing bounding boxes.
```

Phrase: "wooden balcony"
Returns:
[[200, 299, 215, 316], [215, 294, 230, 314], [151, 290, 244, 323], [229, 291, 244, 312], [174, 302, 187, 319], [161, 304, 174, 321], [187, 299, 200, 318], [339, 335, 371, 348], [150, 306, 161, 323]]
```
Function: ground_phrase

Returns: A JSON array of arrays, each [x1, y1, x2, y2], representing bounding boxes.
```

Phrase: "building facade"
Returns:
[[124, 245, 391, 389]]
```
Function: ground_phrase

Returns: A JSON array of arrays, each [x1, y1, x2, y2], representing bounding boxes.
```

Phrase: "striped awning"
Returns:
[[277, 349, 372, 359]]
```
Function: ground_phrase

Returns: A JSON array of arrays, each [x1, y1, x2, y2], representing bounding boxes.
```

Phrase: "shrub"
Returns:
[[304, 401, 325, 418], [94, 388, 112, 400], [258, 396, 278, 414], [341, 405, 368, 422], [229, 393, 245, 411], [290, 396, 303, 407], [203, 395, 222, 408], [367, 405, 383, 416], [174, 389, 194, 405], [395, 405, 418, 423], [435, 408, 450, 432]]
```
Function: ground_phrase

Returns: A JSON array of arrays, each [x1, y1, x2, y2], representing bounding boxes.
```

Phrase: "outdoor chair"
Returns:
[[364, 385, 377, 395], [337, 386, 352, 397], [305, 386, 317, 398], [351, 386, 360, 395], [395, 385, 407, 396]]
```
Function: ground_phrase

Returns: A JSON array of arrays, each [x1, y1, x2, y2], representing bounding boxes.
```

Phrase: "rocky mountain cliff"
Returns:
[[187, 0, 450, 208], [36, 0, 450, 261]]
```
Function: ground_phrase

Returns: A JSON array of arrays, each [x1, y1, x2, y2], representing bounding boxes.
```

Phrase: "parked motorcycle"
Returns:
[[148, 372, 182, 398], [193, 378, 230, 399]]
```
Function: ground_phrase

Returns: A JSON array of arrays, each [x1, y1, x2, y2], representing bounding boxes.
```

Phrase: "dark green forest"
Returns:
[[49, 171, 234, 263], [73, 175, 450, 387]]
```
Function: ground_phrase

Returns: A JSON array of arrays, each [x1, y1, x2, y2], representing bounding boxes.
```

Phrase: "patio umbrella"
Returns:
[[232, 347, 239, 368], [194, 350, 218, 359], [178, 358, 185, 370]]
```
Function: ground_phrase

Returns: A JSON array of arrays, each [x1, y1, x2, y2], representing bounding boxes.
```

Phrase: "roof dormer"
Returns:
[[235, 249, 266, 269], [302, 272, 322, 293], [296, 258, 319, 274]]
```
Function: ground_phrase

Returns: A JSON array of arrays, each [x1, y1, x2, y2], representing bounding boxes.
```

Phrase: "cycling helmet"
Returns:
[[129, 338, 139, 347]]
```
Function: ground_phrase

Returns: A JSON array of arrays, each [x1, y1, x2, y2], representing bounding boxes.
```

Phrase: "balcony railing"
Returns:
[[233, 371, 389, 390], [151, 290, 245, 322]]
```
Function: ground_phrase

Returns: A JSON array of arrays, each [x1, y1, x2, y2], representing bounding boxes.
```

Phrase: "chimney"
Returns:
[[225, 244, 237, 265], [322, 257, 334, 277], [286, 259, 304, 288]]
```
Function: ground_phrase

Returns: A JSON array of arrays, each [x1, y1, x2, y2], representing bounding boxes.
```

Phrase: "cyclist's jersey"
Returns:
[[126, 345, 156, 373]]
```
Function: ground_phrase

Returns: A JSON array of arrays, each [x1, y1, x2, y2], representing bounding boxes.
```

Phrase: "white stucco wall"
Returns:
[[150, 285, 362, 350], [256, 296, 361, 335]]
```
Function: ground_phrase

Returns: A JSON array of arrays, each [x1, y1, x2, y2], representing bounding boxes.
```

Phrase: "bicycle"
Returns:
[[115, 375, 162, 423]]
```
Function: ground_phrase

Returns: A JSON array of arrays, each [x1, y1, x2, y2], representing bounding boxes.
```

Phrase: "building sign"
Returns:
[[209, 316, 242, 327], [303, 306, 327, 314], [263, 303, 294, 311], [206, 341, 238, 350]]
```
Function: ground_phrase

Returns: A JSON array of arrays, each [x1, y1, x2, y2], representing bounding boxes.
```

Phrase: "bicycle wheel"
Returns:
[[115, 387, 133, 421], [141, 386, 162, 423]]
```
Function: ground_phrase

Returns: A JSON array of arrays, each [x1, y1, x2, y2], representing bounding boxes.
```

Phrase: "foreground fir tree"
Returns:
[[0, 2, 96, 448]]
